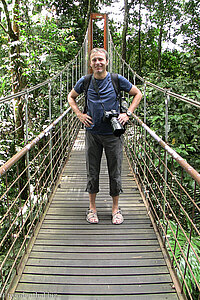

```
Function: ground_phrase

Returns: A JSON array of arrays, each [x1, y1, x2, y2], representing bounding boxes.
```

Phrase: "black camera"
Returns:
[[103, 110, 125, 137]]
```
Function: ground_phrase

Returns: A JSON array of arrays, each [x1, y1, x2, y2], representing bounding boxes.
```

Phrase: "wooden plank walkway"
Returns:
[[12, 130, 178, 299]]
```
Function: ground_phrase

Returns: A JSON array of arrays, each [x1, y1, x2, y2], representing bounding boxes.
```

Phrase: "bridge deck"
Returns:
[[13, 131, 178, 299]]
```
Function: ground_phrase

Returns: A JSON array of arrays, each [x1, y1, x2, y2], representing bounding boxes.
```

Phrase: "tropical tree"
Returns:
[[121, 0, 129, 62], [180, 0, 200, 56]]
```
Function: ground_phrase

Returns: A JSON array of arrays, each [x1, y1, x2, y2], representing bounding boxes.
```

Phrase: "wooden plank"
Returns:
[[43, 208, 147, 215], [15, 282, 176, 295], [43, 215, 151, 222], [46, 209, 148, 215], [19, 273, 172, 284], [23, 265, 170, 276], [35, 234, 156, 241], [50, 200, 144, 205], [40, 221, 152, 226], [29, 251, 163, 260], [46, 207, 148, 213], [32, 245, 161, 253], [41, 221, 152, 227], [60, 176, 137, 181], [36, 232, 157, 239], [25, 258, 167, 268], [39, 224, 155, 232], [40, 220, 153, 226], [13, 294, 178, 300], [33, 239, 159, 246], [35, 235, 157, 242], [49, 195, 143, 201]]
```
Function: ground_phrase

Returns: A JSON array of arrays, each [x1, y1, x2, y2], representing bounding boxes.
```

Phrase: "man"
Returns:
[[68, 48, 142, 225]]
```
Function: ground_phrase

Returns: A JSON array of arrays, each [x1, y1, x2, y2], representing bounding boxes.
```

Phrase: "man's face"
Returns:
[[90, 51, 108, 75]]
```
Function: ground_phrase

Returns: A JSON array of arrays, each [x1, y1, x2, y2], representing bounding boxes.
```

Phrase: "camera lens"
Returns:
[[111, 117, 125, 137]]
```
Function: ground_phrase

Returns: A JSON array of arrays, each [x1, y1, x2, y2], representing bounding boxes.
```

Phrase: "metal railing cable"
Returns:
[[0, 106, 70, 177], [0, 98, 84, 297], [132, 114, 200, 186], [124, 116, 200, 299]]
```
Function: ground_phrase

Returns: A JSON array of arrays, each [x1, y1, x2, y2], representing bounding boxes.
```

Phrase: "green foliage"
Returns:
[[144, 83, 200, 171], [166, 220, 200, 300], [52, 0, 105, 43], [19, 16, 78, 86], [180, 0, 200, 53], [0, 103, 16, 165]]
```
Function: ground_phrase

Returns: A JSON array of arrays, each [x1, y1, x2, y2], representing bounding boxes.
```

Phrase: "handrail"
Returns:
[[0, 100, 83, 297], [132, 113, 200, 186], [1, 109, 199, 186], [124, 116, 200, 299], [0, 106, 71, 176]]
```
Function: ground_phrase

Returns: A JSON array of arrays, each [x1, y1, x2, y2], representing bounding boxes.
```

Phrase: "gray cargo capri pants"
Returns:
[[85, 130, 123, 197]]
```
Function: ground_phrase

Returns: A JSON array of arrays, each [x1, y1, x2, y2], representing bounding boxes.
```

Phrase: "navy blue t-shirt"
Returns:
[[74, 72, 132, 135]]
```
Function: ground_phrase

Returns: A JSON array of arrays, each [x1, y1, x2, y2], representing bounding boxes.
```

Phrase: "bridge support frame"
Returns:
[[88, 13, 108, 73], [89, 13, 108, 51]]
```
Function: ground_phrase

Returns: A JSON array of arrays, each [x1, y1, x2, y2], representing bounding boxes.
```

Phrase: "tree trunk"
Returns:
[[121, 0, 129, 62], [158, 24, 163, 77], [138, 0, 142, 74], [1, 0, 25, 138], [11, 0, 25, 140], [1, 0, 27, 200], [84, 0, 91, 36]]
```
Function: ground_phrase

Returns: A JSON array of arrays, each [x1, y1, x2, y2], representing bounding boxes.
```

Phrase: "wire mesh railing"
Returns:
[[0, 31, 88, 297], [0, 98, 84, 297], [124, 117, 200, 300]]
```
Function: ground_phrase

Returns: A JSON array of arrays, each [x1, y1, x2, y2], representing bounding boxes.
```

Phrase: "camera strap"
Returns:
[[91, 75, 107, 112], [92, 74, 126, 137]]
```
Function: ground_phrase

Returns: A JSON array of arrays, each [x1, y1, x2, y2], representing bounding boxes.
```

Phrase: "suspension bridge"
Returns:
[[0, 13, 200, 300]]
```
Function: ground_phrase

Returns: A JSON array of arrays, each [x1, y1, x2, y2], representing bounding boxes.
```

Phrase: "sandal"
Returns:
[[112, 208, 124, 225], [86, 209, 99, 224]]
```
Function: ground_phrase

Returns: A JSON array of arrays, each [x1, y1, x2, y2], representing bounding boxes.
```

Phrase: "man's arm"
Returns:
[[127, 85, 143, 113], [118, 85, 142, 125], [68, 89, 93, 127]]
